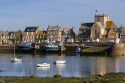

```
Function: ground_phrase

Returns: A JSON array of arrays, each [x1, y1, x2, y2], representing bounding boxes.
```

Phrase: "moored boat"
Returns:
[[54, 60, 66, 64], [18, 42, 34, 51], [45, 44, 60, 52], [36, 63, 50, 67], [11, 58, 22, 62], [75, 47, 81, 53], [11, 43, 23, 63]]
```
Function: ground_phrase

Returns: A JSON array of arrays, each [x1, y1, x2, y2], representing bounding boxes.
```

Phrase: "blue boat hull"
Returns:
[[45, 46, 60, 52], [19, 46, 34, 51]]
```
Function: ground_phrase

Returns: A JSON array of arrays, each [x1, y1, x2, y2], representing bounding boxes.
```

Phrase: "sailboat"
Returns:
[[11, 42, 22, 62], [36, 56, 50, 67]]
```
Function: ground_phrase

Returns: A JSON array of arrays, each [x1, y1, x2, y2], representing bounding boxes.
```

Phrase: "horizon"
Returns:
[[0, 0, 124, 31]]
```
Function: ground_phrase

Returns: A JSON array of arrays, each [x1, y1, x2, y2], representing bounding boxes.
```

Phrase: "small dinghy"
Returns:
[[54, 60, 66, 64], [36, 63, 50, 67], [11, 58, 22, 62]]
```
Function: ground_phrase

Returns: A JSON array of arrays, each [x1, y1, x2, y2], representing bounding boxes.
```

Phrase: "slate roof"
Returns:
[[81, 23, 94, 28], [25, 26, 38, 32], [95, 14, 108, 17], [8, 32, 15, 35]]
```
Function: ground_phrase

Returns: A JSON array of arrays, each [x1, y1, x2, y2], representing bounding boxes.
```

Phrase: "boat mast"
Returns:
[[13, 34, 16, 58], [14, 40, 15, 58]]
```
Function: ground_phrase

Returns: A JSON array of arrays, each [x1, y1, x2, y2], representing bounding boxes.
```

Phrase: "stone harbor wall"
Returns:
[[111, 43, 125, 56]]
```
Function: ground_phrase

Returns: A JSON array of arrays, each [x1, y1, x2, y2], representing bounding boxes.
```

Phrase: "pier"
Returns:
[[0, 42, 124, 56], [63, 42, 113, 55]]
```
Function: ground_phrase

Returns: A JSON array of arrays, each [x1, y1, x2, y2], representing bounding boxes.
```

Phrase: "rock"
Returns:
[[53, 74, 62, 78]]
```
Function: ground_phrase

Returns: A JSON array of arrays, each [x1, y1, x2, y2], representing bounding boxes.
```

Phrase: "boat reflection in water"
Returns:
[[56, 63, 66, 76], [56, 64, 66, 69], [37, 66, 50, 71], [0, 54, 124, 77], [36, 63, 51, 77]]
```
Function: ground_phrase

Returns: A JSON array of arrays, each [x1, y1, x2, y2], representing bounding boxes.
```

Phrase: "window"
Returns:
[[32, 36, 34, 39], [31, 32, 33, 35], [95, 29, 97, 34], [27, 32, 28, 35], [37, 36, 39, 39], [123, 31, 124, 34]]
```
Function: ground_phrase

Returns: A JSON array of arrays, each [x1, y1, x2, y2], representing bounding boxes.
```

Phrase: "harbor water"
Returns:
[[0, 53, 124, 77]]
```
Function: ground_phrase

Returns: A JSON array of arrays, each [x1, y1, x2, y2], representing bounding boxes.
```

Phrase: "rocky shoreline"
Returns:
[[0, 73, 125, 83]]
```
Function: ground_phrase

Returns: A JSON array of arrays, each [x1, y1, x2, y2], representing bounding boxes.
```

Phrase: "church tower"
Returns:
[[94, 11, 110, 27]]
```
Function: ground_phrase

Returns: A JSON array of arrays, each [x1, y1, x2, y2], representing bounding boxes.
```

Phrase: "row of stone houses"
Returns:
[[78, 14, 120, 43], [1, 13, 125, 44], [21, 22, 125, 43], [22, 25, 76, 43], [0, 30, 22, 44], [0, 25, 76, 44]]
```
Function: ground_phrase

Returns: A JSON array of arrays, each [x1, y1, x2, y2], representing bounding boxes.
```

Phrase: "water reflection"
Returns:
[[56, 64, 66, 76], [90, 57, 108, 75], [37, 67, 50, 71], [36, 67, 50, 77], [0, 53, 124, 77]]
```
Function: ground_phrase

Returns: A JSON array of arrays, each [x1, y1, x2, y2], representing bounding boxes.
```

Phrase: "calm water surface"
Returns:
[[0, 53, 124, 77]]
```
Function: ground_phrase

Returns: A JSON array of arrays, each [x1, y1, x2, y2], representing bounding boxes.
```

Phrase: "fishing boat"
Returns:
[[36, 63, 50, 67], [11, 43, 22, 62], [54, 60, 66, 64], [18, 42, 34, 51], [45, 44, 59, 52]]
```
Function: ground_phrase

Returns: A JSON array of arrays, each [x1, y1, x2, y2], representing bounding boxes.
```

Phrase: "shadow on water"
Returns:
[[63, 52, 111, 57]]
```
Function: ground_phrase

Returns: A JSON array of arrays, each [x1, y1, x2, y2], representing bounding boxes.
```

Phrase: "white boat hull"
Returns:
[[11, 58, 22, 62], [55, 60, 66, 64], [37, 63, 50, 67]]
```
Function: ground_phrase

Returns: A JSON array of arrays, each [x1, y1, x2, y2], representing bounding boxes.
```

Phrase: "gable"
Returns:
[[106, 21, 117, 28], [92, 22, 105, 29], [25, 26, 39, 32]]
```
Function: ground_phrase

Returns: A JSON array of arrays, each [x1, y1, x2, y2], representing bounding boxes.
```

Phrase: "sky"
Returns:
[[0, 0, 124, 31]]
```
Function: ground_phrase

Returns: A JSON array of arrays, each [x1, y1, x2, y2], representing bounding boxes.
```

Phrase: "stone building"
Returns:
[[78, 22, 94, 41], [62, 28, 76, 43], [35, 30, 47, 43], [62, 28, 69, 42], [94, 14, 110, 27], [47, 25, 62, 42], [0, 30, 9, 44], [78, 13, 118, 43], [15, 30, 23, 44], [91, 22, 105, 39], [118, 26, 125, 42], [22, 26, 41, 42], [94, 14, 118, 39], [105, 21, 118, 38]]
